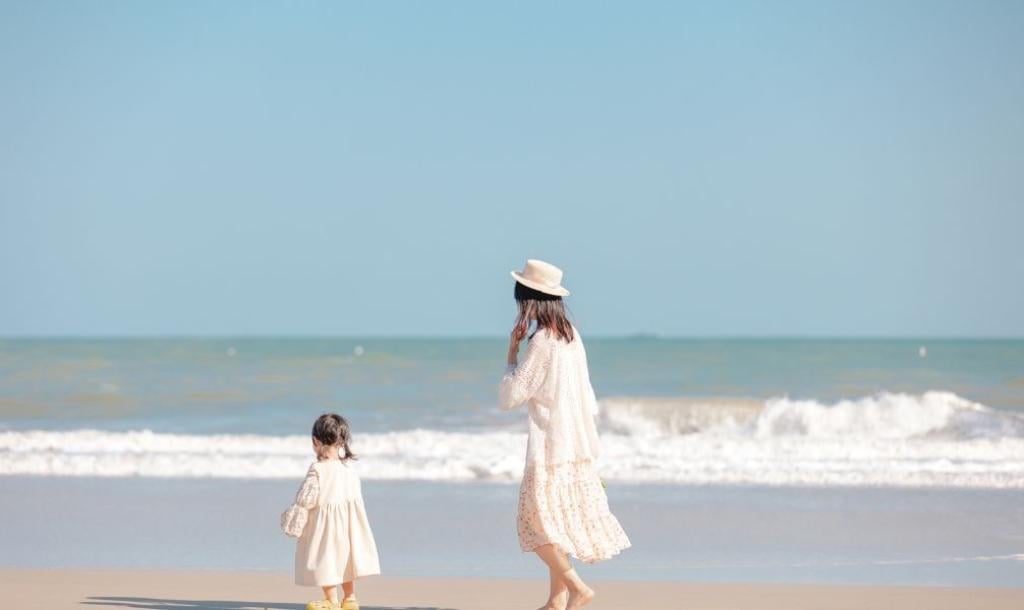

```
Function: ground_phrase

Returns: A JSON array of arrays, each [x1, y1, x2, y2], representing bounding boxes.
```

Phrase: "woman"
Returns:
[[499, 259, 631, 610]]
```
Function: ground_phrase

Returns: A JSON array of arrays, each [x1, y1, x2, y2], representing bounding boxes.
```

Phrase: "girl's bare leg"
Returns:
[[320, 584, 339, 604], [533, 544, 594, 610], [342, 581, 355, 600]]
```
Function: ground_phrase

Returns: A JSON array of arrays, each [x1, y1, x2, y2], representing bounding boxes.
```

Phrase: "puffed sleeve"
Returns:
[[281, 464, 318, 538], [499, 334, 551, 410], [295, 464, 319, 508]]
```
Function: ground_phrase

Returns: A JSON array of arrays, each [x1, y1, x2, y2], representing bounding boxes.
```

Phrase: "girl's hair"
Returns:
[[311, 413, 357, 461], [514, 281, 575, 343]]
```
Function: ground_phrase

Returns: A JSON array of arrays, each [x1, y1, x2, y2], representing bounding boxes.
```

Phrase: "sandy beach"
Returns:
[[2, 569, 1023, 610]]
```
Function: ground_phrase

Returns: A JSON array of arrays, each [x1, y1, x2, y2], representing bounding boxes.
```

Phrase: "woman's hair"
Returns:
[[514, 282, 575, 343], [311, 413, 357, 461]]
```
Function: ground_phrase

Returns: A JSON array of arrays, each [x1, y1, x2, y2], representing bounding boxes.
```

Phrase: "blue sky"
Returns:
[[1, 1, 1022, 336]]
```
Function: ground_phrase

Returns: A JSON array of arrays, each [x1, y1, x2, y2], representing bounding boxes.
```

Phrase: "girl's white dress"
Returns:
[[292, 459, 381, 586], [499, 326, 631, 563]]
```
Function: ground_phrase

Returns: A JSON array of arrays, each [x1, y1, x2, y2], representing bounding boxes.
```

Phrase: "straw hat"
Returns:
[[510, 259, 570, 297]]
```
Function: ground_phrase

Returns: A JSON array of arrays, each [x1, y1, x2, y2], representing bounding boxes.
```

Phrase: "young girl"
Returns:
[[282, 413, 380, 610]]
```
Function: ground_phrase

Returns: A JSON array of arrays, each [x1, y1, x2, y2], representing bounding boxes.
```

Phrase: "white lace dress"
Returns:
[[499, 327, 631, 563]]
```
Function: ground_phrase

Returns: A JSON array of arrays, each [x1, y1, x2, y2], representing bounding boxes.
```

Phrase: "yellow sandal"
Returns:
[[340, 597, 359, 610], [306, 600, 341, 610]]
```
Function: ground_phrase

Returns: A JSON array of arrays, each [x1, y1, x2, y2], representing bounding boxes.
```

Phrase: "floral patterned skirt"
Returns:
[[517, 460, 631, 563]]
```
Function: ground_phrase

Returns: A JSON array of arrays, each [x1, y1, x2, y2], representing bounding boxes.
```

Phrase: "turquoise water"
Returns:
[[1, 338, 1023, 487], [1, 337, 1021, 434]]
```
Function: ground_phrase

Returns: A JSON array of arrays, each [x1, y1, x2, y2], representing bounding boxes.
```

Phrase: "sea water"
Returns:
[[1, 337, 1023, 585], [1, 337, 1022, 488]]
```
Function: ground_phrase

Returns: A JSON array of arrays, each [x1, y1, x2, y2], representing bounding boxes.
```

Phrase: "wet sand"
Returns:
[[3, 477, 1022, 586]]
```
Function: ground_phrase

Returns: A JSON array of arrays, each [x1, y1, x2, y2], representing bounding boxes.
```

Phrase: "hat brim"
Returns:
[[510, 271, 570, 296]]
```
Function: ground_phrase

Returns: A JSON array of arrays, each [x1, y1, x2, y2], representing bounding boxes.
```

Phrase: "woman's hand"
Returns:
[[508, 319, 529, 366]]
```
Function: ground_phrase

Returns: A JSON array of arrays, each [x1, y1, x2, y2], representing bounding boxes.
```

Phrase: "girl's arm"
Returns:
[[281, 464, 318, 538], [295, 464, 319, 508], [499, 334, 551, 410]]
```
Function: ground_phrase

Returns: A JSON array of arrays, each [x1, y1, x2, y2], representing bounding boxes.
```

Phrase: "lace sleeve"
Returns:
[[581, 341, 600, 417], [295, 464, 319, 508], [499, 334, 551, 410]]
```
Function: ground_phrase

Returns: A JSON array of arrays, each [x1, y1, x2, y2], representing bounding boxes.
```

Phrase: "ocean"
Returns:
[[2, 337, 1023, 586], [1, 337, 1023, 488]]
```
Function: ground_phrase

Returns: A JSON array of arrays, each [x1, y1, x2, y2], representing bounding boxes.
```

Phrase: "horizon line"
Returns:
[[1, 333, 1022, 341]]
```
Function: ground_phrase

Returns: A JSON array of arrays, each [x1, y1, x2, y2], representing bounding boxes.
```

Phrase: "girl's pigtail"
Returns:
[[338, 418, 357, 461]]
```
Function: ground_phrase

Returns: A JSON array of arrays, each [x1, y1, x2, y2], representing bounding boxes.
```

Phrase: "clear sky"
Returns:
[[1, 1, 1022, 337]]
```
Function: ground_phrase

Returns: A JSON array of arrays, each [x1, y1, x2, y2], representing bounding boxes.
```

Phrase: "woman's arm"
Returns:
[[499, 333, 551, 410], [580, 340, 600, 418]]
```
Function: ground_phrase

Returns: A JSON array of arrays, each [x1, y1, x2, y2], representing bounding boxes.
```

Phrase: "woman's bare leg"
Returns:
[[546, 565, 569, 609], [341, 581, 355, 600], [534, 544, 594, 609]]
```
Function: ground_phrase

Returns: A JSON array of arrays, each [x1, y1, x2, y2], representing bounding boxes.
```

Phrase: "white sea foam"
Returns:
[[599, 391, 1024, 440], [2, 392, 1023, 487]]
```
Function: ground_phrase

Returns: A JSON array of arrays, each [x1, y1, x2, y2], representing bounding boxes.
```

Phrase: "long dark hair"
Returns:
[[311, 413, 357, 461], [514, 282, 575, 343]]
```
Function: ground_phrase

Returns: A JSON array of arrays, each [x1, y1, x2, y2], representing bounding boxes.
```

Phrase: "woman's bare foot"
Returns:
[[561, 570, 595, 610], [537, 589, 568, 610], [566, 585, 595, 610]]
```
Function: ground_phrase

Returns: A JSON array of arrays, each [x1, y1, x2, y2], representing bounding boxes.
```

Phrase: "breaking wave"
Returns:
[[599, 391, 1024, 440], [2, 391, 1023, 488]]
